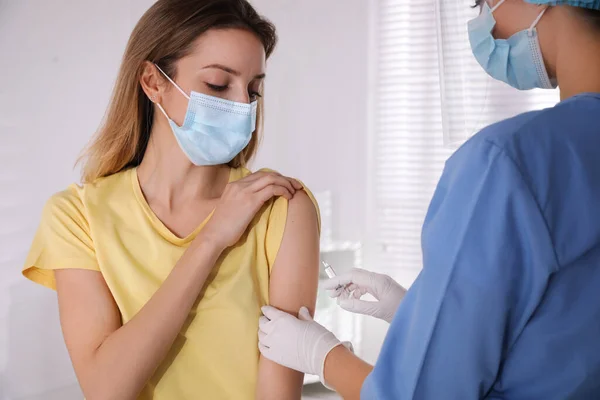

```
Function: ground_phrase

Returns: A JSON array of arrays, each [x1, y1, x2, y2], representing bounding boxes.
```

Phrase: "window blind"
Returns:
[[370, 0, 560, 287]]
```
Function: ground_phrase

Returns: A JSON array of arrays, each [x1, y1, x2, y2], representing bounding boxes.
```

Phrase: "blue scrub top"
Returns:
[[362, 93, 600, 399]]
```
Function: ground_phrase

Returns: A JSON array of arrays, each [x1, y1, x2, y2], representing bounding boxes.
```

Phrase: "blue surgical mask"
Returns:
[[154, 64, 257, 166], [468, 0, 556, 90]]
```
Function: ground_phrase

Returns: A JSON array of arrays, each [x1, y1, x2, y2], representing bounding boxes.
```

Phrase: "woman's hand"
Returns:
[[201, 171, 303, 250]]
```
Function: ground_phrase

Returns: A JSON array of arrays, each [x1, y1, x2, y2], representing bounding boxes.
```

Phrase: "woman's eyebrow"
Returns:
[[202, 64, 266, 79]]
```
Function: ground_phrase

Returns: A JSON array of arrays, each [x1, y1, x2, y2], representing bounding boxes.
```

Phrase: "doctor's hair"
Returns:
[[78, 0, 277, 183]]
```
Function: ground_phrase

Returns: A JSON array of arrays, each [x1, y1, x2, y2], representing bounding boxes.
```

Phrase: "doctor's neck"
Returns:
[[550, 8, 600, 100]]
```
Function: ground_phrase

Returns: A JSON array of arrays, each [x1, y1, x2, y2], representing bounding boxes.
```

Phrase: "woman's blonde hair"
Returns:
[[79, 0, 277, 183]]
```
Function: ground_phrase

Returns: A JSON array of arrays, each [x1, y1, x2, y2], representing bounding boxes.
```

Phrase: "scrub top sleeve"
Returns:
[[361, 139, 557, 400]]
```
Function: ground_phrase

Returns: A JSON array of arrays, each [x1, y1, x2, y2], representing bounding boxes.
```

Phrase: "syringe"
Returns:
[[322, 261, 345, 292]]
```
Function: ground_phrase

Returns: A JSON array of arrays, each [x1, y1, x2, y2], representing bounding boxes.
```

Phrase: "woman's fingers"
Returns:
[[249, 173, 297, 197], [238, 171, 303, 195], [256, 184, 293, 203]]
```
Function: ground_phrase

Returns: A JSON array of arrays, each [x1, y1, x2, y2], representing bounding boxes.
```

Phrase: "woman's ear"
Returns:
[[140, 61, 166, 103]]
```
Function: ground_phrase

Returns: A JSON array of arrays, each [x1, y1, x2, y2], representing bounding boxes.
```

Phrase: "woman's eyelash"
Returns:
[[206, 83, 262, 99], [472, 0, 482, 8], [206, 83, 228, 92]]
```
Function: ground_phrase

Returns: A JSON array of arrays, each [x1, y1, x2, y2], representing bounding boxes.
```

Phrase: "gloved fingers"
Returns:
[[346, 270, 391, 301], [349, 268, 380, 289], [298, 306, 313, 321], [346, 283, 359, 292], [341, 341, 355, 354], [261, 305, 287, 321], [321, 275, 353, 290], [259, 315, 275, 334], [325, 268, 378, 291], [351, 287, 368, 299], [328, 283, 361, 299], [327, 286, 346, 298], [258, 342, 271, 358], [337, 290, 351, 303], [337, 295, 381, 317], [322, 269, 377, 302], [321, 268, 370, 289], [258, 328, 271, 347]]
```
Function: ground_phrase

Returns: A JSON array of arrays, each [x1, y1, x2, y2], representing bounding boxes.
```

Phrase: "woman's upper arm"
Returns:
[[268, 190, 320, 314], [55, 268, 121, 385], [257, 190, 320, 399]]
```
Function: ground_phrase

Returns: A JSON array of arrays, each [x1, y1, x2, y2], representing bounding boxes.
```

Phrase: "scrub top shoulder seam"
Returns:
[[482, 138, 561, 273]]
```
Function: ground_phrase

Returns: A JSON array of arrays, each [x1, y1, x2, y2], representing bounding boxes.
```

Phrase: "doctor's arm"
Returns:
[[361, 140, 557, 399], [255, 190, 321, 400], [323, 345, 373, 400], [259, 139, 556, 399]]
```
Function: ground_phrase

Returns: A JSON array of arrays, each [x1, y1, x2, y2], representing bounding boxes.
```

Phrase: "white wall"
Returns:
[[250, 0, 369, 244], [0, 1, 371, 398]]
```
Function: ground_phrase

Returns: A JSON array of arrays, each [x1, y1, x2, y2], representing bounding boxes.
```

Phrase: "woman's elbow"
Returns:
[[77, 368, 137, 400]]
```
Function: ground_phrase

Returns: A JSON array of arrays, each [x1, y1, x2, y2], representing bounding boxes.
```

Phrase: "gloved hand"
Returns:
[[322, 268, 407, 323], [258, 306, 344, 387]]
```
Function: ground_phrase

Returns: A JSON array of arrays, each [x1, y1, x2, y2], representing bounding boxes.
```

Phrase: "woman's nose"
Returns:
[[229, 88, 251, 104]]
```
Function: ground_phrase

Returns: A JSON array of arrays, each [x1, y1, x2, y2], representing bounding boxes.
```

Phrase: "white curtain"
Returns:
[[370, 0, 560, 287]]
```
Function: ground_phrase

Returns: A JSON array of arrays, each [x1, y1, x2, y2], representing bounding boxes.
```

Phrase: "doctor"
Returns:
[[258, 0, 600, 398]]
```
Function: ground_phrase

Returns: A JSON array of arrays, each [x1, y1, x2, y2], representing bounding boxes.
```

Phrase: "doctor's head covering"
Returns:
[[525, 0, 600, 9]]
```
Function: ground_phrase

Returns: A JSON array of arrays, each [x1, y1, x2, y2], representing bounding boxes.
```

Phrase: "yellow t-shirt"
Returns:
[[23, 167, 319, 399]]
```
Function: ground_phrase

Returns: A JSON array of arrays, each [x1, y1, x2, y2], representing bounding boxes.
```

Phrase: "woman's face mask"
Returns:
[[154, 64, 257, 166]]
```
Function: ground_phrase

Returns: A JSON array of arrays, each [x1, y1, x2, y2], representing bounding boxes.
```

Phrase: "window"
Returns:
[[368, 0, 559, 287]]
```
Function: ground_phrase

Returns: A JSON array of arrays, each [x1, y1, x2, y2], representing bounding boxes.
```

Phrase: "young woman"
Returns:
[[22, 1, 320, 399], [259, 1, 600, 399]]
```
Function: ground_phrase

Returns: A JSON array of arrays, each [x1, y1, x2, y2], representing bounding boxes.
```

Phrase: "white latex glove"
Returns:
[[322, 268, 407, 323], [258, 306, 344, 387]]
